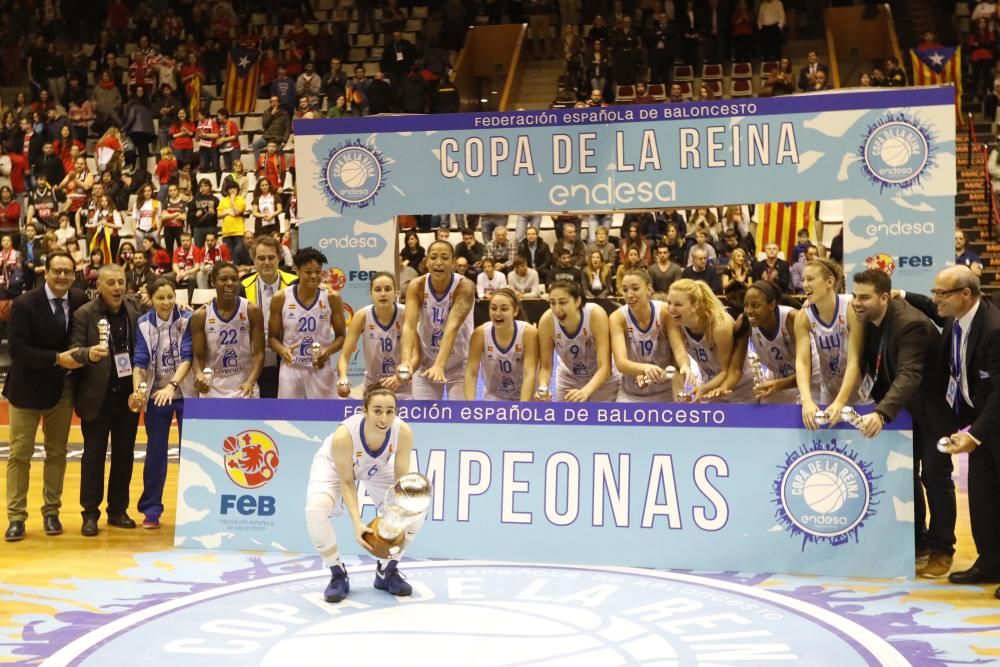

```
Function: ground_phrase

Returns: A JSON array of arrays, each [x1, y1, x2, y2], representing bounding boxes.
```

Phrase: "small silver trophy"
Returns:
[[130, 380, 149, 413], [840, 406, 865, 429], [201, 367, 213, 393], [747, 346, 766, 389], [362, 473, 432, 559], [535, 384, 551, 400], [310, 341, 322, 365], [336, 378, 351, 398], [814, 409, 830, 426], [636, 365, 677, 388], [138, 381, 148, 397], [97, 318, 110, 346], [937, 437, 956, 454], [397, 364, 412, 382]]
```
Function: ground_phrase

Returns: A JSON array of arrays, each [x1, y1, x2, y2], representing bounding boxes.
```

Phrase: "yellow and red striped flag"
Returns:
[[223, 45, 262, 114], [188, 70, 202, 118], [755, 201, 816, 260], [910, 47, 962, 98]]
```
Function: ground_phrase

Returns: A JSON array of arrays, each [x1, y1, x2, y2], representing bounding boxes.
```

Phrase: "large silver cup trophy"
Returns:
[[363, 473, 432, 559], [746, 344, 766, 390], [840, 406, 865, 429]]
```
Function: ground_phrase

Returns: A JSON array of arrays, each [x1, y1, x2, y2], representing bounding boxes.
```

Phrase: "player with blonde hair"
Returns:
[[666, 278, 736, 400]]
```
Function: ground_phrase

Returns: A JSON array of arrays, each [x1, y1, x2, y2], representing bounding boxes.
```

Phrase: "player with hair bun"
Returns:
[[537, 280, 620, 402], [610, 268, 675, 402], [401, 240, 476, 400], [337, 271, 411, 399], [304, 385, 422, 603], [464, 287, 538, 400]]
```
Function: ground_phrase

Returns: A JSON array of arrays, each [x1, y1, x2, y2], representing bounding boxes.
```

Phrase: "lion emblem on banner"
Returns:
[[223, 430, 280, 489]]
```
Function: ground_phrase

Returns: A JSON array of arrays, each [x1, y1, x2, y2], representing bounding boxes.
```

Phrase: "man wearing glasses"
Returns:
[[917, 266, 1000, 593], [3, 251, 87, 541]]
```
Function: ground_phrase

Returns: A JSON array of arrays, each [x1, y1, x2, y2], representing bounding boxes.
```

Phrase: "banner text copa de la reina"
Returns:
[[438, 120, 801, 209]]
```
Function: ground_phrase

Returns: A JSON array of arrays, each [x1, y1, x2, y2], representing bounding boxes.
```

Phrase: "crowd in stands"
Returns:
[[398, 207, 839, 302]]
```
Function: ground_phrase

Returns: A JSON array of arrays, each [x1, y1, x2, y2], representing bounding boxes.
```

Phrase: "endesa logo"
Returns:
[[318, 234, 381, 250], [221, 430, 279, 516]]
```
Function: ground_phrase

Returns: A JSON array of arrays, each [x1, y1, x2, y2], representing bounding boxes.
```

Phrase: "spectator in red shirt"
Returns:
[[0, 185, 21, 246], [196, 108, 219, 178], [171, 230, 203, 291], [143, 236, 173, 275], [155, 147, 178, 203], [160, 183, 188, 256], [170, 108, 196, 169], [197, 231, 230, 288], [256, 140, 287, 193]]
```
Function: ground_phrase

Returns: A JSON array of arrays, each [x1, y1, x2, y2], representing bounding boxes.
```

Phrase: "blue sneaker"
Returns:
[[324, 565, 350, 603], [374, 560, 412, 596]]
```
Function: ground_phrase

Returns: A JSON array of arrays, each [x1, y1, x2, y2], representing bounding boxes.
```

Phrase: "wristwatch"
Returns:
[[168, 380, 180, 390]]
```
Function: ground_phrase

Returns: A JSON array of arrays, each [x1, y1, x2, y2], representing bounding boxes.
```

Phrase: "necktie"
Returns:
[[53, 297, 66, 333], [953, 320, 962, 413]]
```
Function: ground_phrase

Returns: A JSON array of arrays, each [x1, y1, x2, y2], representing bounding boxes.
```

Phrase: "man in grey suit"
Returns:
[[70, 264, 144, 537]]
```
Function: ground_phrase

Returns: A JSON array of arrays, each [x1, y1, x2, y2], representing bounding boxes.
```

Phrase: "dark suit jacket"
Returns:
[[865, 298, 942, 422], [2, 285, 88, 410], [798, 63, 830, 91], [69, 294, 144, 421], [517, 239, 553, 276], [941, 299, 1000, 447], [751, 258, 791, 294]]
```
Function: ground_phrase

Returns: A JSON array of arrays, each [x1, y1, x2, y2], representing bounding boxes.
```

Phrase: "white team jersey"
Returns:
[[282, 285, 335, 367], [417, 273, 473, 376], [360, 304, 404, 387], [554, 302, 602, 385], [203, 297, 254, 397], [321, 413, 401, 487], [805, 294, 852, 402], [482, 322, 526, 401], [618, 301, 672, 397], [683, 325, 724, 384], [750, 305, 797, 380]]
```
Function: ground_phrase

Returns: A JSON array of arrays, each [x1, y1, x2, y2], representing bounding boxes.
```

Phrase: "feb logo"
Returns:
[[864, 253, 896, 275], [773, 441, 878, 547], [859, 114, 934, 191], [322, 140, 388, 210], [223, 430, 280, 489], [325, 267, 347, 290]]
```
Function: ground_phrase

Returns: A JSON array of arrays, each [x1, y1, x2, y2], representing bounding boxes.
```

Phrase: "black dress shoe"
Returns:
[[43, 515, 63, 536], [107, 513, 136, 529], [948, 566, 1000, 584], [4, 521, 25, 542], [81, 517, 99, 537]]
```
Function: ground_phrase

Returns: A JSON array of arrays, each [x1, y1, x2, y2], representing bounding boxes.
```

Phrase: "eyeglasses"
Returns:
[[48, 268, 74, 276], [930, 287, 964, 297]]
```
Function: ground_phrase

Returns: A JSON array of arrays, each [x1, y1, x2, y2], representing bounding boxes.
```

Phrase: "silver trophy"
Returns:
[[747, 346, 766, 389], [363, 473, 432, 559], [200, 367, 213, 393], [840, 406, 865, 429], [636, 365, 678, 389], [937, 437, 956, 454], [814, 410, 830, 426], [397, 364, 412, 382], [310, 341, 322, 365], [97, 318, 110, 346], [130, 380, 149, 413], [535, 384, 551, 400], [336, 378, 352, 398]]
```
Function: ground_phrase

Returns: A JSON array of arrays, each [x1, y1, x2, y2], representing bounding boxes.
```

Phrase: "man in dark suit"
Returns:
[[70, 264, 144, 537], [850, 269, 955, 577], [3, 251, 86, 541], [751, 242, 791, 294], [926, 267, 1000, 594], [798, 50, 831, 91]]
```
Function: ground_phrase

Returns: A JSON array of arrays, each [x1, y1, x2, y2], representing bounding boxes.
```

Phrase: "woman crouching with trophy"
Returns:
[[304, 385, 431, 603]]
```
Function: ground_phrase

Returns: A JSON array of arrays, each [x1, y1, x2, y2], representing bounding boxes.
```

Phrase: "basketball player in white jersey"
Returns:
[[537, 280, 620, 402], [610, 268, 675, 403], [191, 262, 265, 397], [665, 278, 735, 401], [304, 385, 421, 602], [795, 258, 864, 429], [269, 247, 347, 399], [741, 280, 801, 404], [337, 272, 411, 399], [401, 240, 475, 400], [465, 287, 538, 400]]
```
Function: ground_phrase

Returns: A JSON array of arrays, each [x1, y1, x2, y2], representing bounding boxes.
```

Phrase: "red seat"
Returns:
[[678, 81, 693, 100], [616, 84, 636, 102], [704, 79, 723, 98], [760, 60, 780, 77], [731, 62, 752, 79], [701, 63, 723, 80], [730, 78, 753, 97], [647, 83, 666, 100], [673, 64, 694, 82]]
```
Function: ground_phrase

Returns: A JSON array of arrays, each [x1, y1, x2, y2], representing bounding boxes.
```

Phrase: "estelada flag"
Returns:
[[223, 45, 262, 114], [754, 201, 816, 261], [188, 70, 202, 118], [910, 47, 962, 98]]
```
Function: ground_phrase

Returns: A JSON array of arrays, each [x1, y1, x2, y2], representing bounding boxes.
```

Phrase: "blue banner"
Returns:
[[294, 88, 956, 383], [176, 400, 915, 578]]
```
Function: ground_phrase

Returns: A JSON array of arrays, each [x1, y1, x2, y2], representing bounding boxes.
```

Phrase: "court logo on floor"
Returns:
[[52, 562, 905, 666]]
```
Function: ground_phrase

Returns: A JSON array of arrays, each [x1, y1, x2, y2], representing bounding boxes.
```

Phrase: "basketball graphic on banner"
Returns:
[[802, 470, 849, 514], [339, 160, 368, 189], [879, 136, 912, 167]]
